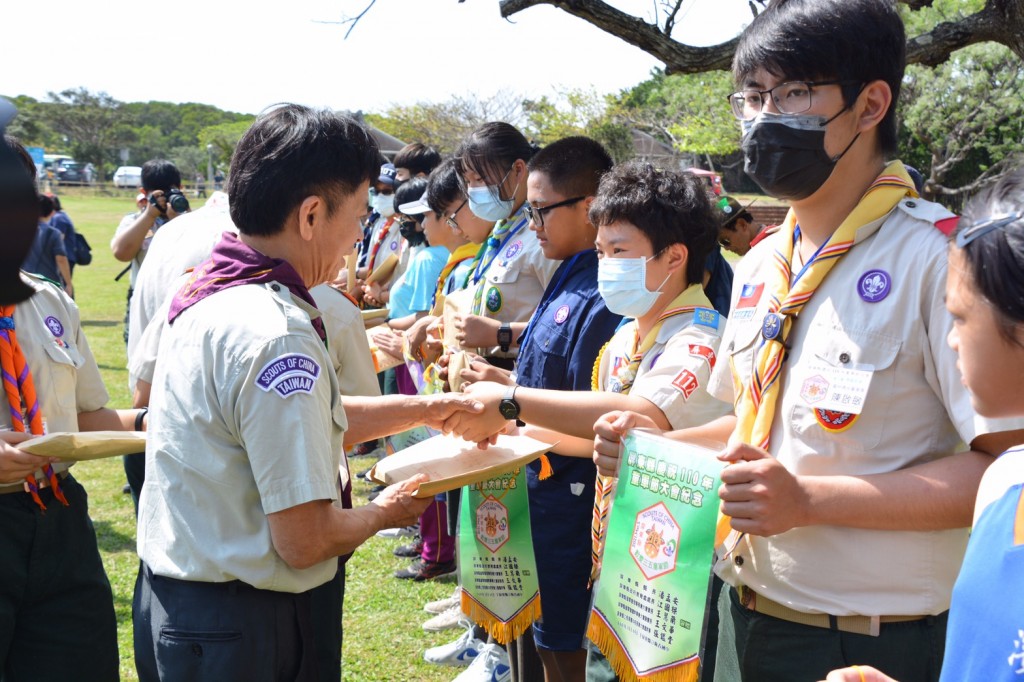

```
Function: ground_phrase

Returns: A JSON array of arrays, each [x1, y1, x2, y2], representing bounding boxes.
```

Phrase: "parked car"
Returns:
[[56, 161, 93, 184], [686, 168, 723, 197], [113, 165, 143, 188]]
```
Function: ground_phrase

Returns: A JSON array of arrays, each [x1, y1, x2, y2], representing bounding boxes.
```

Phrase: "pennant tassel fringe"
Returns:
[[461, 591, 541, 645], [587, 614, 700, 682]]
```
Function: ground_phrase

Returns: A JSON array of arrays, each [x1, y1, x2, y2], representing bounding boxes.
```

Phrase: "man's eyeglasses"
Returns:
[[524, 196, 585, 228], [446, 199, 467, 231], [955, 213, 1022, 248], [727, 80, 859, 121]]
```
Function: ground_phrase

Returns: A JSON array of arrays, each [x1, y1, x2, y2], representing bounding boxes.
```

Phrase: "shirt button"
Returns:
[[271, 284, 281, 292], [734, 555, 744, 566], [905, 200, 917, 208], [839, 352, 851, 364]]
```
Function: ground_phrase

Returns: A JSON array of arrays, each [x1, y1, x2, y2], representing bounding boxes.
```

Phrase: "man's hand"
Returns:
[[369, 473, 433, 528], [446, 381, 509, 443], [592, 411, 658, 477], [821, 666, 897, 682], [0, 432, 59, 485], [454, 314, 499, 349], [418, 393, 485, 431], [459, 358, 513, 389], [719, 443, 810, 536]]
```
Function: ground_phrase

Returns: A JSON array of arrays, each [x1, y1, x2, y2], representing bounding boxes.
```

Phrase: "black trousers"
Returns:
[[133, 564, 321, 682]]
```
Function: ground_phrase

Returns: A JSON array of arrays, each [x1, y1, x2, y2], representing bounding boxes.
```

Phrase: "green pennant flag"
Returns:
[[588, 430, 723, 682], [457, 467, 541, 644]]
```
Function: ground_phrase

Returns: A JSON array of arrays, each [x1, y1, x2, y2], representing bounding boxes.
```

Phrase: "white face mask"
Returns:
[[371, 192, 395, 217], [597, 255, 670, 318]]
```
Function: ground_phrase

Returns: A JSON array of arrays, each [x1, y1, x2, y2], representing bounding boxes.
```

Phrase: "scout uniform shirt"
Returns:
[[138, 282, 347, 593], [707, 197, 1022, 617], [112, 211, 167, 288], [0, 273, 108, 490], [595, 285, 731, 431], [309, 283, 381, 399], [470, 204, 561, 359]]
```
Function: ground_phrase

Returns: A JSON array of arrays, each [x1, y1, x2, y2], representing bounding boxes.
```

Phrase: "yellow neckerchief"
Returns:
[[430, 242, 478, 317], [720, 161, 917, 551], [590, 283, 714, 583]]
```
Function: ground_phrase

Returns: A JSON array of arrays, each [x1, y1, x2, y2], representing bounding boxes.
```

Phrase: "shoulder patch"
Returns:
[[693, 308, 721, 330], [255, 353, 321, 398]]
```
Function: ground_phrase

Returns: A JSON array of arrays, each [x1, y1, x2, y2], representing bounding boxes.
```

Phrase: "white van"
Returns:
[[113, 165, 143, 188]]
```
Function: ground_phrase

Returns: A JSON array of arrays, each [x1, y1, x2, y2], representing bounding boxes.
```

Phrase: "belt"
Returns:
[[0, 470, 70, 495], [737, 585, 928, 637]]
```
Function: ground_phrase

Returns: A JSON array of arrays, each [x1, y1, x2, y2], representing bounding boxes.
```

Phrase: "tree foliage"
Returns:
[[899, 42, 1024, 199]]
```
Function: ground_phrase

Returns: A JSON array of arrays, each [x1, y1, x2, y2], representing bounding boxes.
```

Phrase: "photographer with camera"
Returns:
[[111, 159, 189, 505]]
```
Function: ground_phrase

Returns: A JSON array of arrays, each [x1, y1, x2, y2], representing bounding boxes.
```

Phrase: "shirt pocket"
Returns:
[[42, 341, 85, 414], [723, 317, 764, 398], [789, 326, 901, 452]]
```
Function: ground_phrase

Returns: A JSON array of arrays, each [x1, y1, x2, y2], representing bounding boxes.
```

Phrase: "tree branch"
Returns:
[[500, 0, 1024, 73]]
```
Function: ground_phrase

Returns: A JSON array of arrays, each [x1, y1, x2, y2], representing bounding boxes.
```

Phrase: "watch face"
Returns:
[[498, 399, 518, 420]]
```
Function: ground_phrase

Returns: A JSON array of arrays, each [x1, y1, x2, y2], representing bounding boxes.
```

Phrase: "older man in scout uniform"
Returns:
[[132, 106, 481, 681]]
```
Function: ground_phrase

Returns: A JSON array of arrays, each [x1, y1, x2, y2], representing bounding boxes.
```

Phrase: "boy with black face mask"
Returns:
[[592, 1, 1024, 680]]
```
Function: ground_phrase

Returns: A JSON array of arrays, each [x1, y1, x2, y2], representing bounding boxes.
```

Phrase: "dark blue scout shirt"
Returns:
[[704, 247, 734, 317], [513, 249, 622, 394], [514, 249, 621, 480]]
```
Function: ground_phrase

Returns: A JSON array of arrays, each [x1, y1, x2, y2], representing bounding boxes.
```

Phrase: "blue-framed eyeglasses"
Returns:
[[954, 213, 1022, 248]]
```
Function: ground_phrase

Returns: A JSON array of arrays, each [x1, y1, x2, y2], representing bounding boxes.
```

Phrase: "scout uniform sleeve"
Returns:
[[230, 334, 341, 515], [66, 294, 109, 414], [631, 324, 731, 431]]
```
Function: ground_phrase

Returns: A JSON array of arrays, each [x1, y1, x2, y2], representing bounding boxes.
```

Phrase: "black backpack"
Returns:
[[72, 232, 92, 266]]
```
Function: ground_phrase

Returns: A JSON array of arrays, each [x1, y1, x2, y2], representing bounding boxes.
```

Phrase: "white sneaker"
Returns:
[[375, 524, 418, 539], [422, 604, 464, 632], [452, 643, 511, 682], [424, 586, 462, 614], [423, 624, 484, 667]]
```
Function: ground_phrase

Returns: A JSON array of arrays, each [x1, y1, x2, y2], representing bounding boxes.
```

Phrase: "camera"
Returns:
[[149, 188, 190, 214]]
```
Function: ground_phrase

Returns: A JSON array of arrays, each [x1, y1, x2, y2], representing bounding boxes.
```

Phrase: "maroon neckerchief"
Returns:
[[167, 232, 353, 513], [168, 232, 326, 343]]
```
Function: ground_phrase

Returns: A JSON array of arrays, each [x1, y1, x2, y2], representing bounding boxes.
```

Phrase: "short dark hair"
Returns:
[[589, 162, 719, 286], [228, 104, 380, 237], [38, 194, 55, 217], [141, 159, 182, 193], [527, 136, 613, 198], [1, 134, 41, 303], [954, 167, 1024, 346], [394, 177, 427, 218], [49, 194, 62, 211], [425, 158, 463, 216], [394, 143, 442, 177], [455, 122, 537, 189], [733, 0, 905, 154]]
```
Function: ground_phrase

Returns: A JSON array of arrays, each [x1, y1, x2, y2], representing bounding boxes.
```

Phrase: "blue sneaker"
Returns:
[[452, 643, 511, 682]]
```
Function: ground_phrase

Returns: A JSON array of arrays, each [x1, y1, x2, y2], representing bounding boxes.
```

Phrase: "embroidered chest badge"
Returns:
[[553, 304, 570, 325], [504, 240, 522, 261], [814, 408, 858, 432], [858, 270, 891, 303], [255, 353, 321, 398], [44, 316, 64, 337]]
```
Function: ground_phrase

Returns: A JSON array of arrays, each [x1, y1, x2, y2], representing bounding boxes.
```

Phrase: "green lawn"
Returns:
[[55, 192, 459, 682]]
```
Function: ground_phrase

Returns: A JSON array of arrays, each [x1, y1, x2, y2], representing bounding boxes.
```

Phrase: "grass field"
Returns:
[[54, 192, 461, 682]]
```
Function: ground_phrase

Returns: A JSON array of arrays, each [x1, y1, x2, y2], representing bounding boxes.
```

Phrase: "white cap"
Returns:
[[398, 197, 431, 215]]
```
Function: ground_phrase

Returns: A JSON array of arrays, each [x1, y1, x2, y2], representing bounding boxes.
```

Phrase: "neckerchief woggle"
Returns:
[[719, 161, 918, 553]]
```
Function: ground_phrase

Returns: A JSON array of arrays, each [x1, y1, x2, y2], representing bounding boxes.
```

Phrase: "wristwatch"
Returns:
[[498, 385, 521, 422], [497, 323, 513, 353]]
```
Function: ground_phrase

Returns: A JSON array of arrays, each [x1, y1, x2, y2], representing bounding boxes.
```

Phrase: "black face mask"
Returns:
[[399, 219, 426, 246], [741, 112, 858, 201]]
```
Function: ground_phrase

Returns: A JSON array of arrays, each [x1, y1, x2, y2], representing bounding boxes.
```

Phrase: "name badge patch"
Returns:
[[255, 353, 321, 398], [688, 344, 716, 371], [799, 359, 872, 415]]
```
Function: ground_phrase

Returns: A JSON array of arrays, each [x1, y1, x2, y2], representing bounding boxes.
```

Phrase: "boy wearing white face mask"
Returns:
[[356, 163, 401, 283], [450, 160, 731, 681]]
